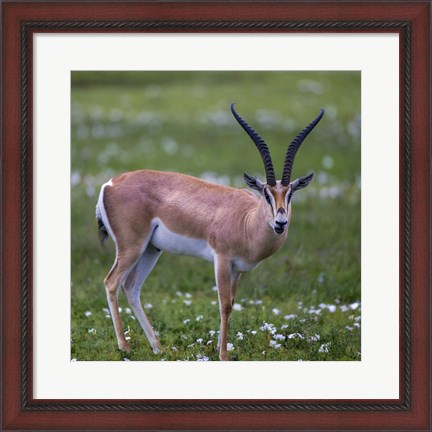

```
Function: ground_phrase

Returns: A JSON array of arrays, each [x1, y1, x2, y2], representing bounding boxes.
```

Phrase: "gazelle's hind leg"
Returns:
[[104, 245, 143, 352], [122, 245, 163, 354]]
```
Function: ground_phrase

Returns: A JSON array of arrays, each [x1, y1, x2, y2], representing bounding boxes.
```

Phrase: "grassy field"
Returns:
[[71, 71, 361, 361]]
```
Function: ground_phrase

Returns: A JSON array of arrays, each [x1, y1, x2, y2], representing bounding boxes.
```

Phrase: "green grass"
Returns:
[[71, 71, 361, 361]]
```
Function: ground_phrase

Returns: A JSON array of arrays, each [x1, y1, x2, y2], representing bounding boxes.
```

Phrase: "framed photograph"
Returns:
[[1, 1, 430, 430]]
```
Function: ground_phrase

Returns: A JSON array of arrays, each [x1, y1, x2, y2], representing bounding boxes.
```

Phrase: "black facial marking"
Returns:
[[264, 189, 272, 205]]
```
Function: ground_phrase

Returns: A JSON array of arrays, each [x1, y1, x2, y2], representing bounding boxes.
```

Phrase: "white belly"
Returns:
[[232, 257, 259, 272], [150, 219, 214, 262]]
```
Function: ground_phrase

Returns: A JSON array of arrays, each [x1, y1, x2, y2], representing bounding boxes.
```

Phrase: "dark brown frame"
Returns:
[[1, 1, 430, 430]]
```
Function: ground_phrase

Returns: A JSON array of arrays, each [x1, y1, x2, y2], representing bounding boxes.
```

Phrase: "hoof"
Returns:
[[219, 353, 229, 361], [152, 344, 163, 355], [119, 341, 131, 353]]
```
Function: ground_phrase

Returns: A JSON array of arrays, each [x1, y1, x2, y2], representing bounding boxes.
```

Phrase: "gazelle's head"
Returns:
[[231, 103, 324, 236]]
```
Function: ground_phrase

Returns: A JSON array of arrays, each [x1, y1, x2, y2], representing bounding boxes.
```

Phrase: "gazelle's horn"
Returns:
[[231, 103, 276, 186], [281, 109, 324, 186]]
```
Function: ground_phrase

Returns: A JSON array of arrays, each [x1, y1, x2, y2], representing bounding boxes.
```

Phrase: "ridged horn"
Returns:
[[231, 103, 276, 186], [281, 109, 324, 186]]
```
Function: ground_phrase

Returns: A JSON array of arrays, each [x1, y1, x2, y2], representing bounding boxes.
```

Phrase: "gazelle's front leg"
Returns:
[[215, 256, 233, 361]]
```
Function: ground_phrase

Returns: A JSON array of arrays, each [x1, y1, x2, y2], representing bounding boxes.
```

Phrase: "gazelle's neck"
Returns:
[[244, 198, 288, 262]]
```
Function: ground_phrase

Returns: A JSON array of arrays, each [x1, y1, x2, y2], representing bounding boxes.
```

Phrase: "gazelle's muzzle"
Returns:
[[274, 207, 288, 234]]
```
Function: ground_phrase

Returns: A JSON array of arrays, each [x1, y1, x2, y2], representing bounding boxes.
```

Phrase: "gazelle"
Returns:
[[96, 103, 324, 361]]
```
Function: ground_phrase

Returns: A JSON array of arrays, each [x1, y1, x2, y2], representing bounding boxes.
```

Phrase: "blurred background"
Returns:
[[71, 71, 361, 361]]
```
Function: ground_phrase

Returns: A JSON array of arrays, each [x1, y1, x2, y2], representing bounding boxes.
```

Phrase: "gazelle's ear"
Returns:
[[244, 173, 265, 193], [291, 173, 314, 191]]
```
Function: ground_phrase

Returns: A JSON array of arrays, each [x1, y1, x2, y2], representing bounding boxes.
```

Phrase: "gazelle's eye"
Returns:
[[264, 190, 272, 205]]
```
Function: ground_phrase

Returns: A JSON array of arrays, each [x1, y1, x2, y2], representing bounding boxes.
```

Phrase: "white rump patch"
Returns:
[[96, 178, 117, 246]]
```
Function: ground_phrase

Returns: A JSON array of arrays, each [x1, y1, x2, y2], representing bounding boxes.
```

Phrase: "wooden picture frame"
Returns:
[[1, 1, 430, 430]]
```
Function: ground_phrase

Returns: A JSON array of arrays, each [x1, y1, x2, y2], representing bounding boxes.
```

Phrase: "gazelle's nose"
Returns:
[[274, 219, 287, 235]]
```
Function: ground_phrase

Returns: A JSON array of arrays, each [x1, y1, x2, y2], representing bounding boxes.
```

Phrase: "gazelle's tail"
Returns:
[[95, 181, 113, 246]]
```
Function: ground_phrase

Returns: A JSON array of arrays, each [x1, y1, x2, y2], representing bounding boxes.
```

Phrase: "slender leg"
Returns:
[[215, 256, 233, 361], [122, 245, 163, 354], [230, 271, 241, 306], [217, 270, 241, 349], [104, 247, 142, 352]]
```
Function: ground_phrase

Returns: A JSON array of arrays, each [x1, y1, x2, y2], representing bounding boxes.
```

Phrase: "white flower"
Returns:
[[209, 330, 216, 337], [172, 346, 178, 351], [105, 314, 111, 318], [212, 286, 218, 292], [269, 340, 281, 349], [227, 343, 235, 351], [187, 343, 195, 348], [309, 334, 321, 342], [322, 155, 334, 169], [196, 355, 210, 361], [144, 303, 153, 309], [211, 300, 217, 305], [280, 324, 289, 329], [125, 336, 131, 341], [340, 305, 350, 312], [206, 340, 212, 345], [287, 333, 304, 340], [181, 335, 188, 340], [274, 334, 286, 341], [130, 316, 135, 320], [185, 293, 192, 298], [251, 330, 257, 335], [253, 299, 263, 305], [260, 322, 277, 334], [88, 328, 96, 334], [71, 358, 77, 362], [183, 319, 190, 324], [354, 322, 361, 328], [118, 307, 122, 313], [350, 302, 360, 310], [125, 308, 132, 315], [176, 291, 183, 297], [325, 304, 336, 313], [84, 311, 92, 317], [196, 338, 203, 344], [236, 332, 244, 340], [272, 308, 281, 315], [196, 315, 203, 321], [319, 343, 331, 353], [102, 308, 110, 314], [183, 300, 192, 306], [345, 326, 353, 331], [284, 314, 297, 320], [233, 303, 243, 311]]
